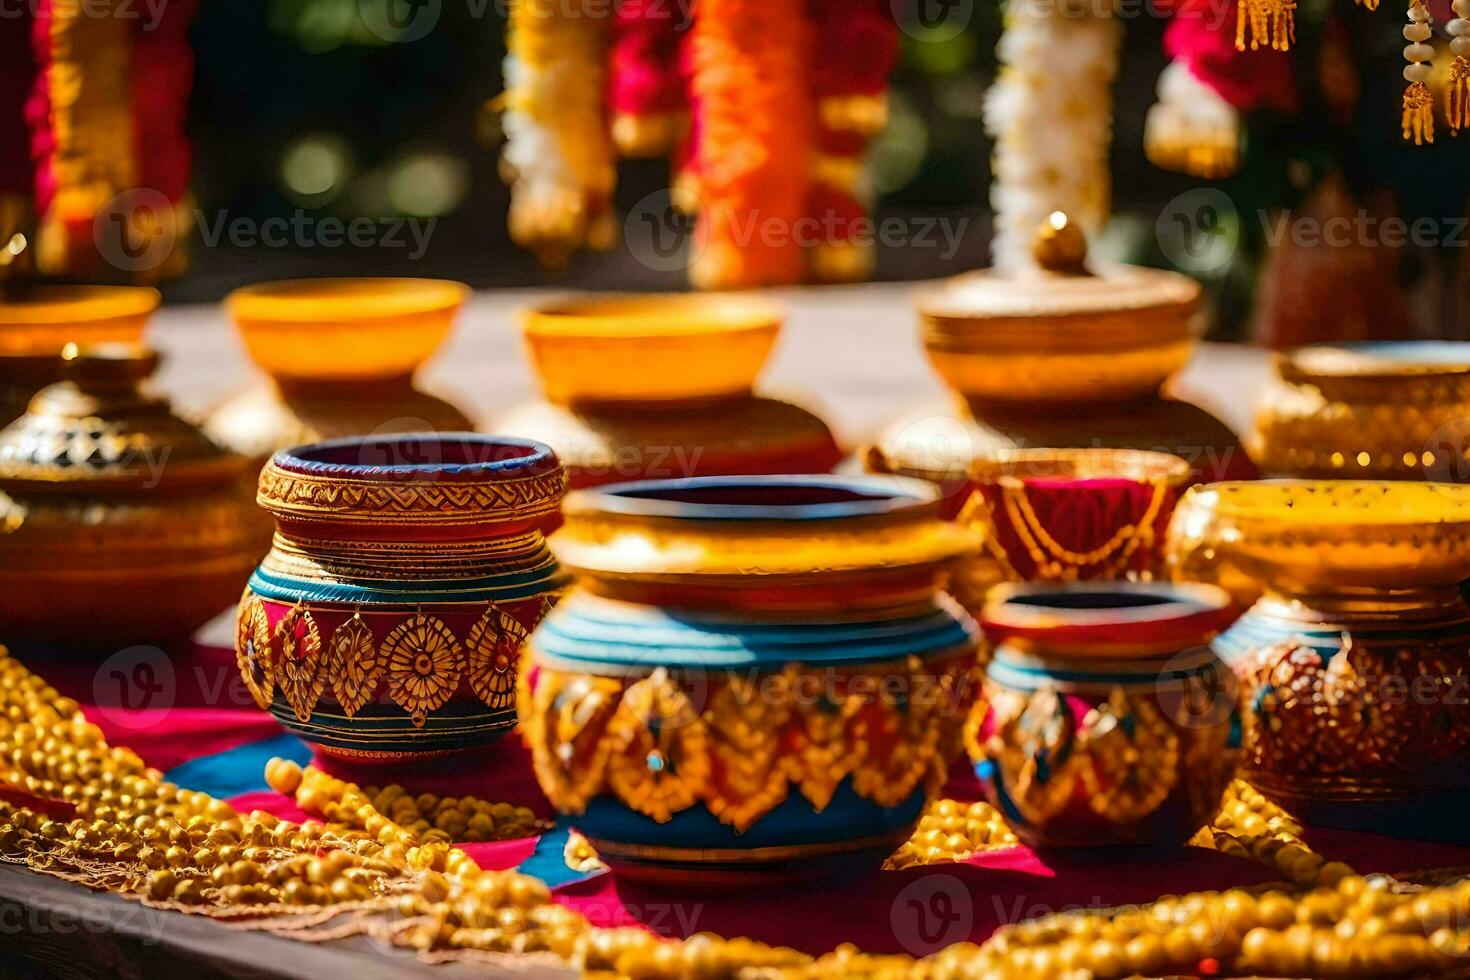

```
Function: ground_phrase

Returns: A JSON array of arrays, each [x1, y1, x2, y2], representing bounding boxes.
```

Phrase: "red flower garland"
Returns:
[[1165, 0, 1298, 114], [607, 0, 688, 157]]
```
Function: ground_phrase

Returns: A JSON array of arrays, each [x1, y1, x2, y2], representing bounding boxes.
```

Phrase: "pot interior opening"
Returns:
[[1005, 591, 1176, 612], [293, 436, 544, 470], [591, 477, 929, 521]]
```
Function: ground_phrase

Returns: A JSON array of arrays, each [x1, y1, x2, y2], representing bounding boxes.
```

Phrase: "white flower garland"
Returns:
[[985, 0, 1121, 272]]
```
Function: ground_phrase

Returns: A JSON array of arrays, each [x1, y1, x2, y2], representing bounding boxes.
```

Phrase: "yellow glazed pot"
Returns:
[[521, 475, 981, 882], [206, 278, 473, 461], [869, 217, 1253, 513], [1171, 481, 1470, 833], [1249, 342, 1470, 480], [0, 345, 258, 653], [496, 294, 841, 491], [0, 285, 160, 424]]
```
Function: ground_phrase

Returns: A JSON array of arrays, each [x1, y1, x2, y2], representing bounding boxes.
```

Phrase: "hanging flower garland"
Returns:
[[607, 0, 688, 158], [985, 0, 1122, 272], [128, 0, 197, 280], [0, 3, 35, 272], [804, 0, 898, 282], [500, 0, 617, 265], [687, 0, 813, 289]]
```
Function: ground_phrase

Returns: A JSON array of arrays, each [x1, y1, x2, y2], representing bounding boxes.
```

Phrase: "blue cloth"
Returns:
[[165, 733, 312, 799]]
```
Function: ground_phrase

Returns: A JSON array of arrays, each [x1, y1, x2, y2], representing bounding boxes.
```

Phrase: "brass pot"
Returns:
[[204, 278, 474, 462], [869, 216, 1253, 513], [0, 345, 259, 653], [1249, 342, 1470, 480]]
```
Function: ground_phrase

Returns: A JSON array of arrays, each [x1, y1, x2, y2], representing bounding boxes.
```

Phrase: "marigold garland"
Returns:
[[501, 0, 617, 266], [687, 0, 813, 289]]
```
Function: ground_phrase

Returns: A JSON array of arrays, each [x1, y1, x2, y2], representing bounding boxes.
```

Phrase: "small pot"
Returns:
[[0, 344, 257, 652], [206, 278, 473, 462], [496, 294, 842, 490], [520, 475, 981, 882], [239, 433, 568, 766], [1249, 342, 1470, 481], [971, 581, 1239, 850]]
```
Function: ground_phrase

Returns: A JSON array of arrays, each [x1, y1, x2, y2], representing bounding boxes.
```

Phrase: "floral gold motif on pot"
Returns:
[[496, 294, 841, 490], [970, 581, 1240, 850], [205, 278, 474, 463], [520, 475, 982, 882], [0, 343, 258, 653], [1249, 341, 1470, 481], [239, 433, 567, 768], [951, 448, 1192, 611], [1170, 481, 1470, 834]]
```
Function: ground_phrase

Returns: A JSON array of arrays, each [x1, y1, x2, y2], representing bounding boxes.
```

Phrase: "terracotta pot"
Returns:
[[520, 475, 981, 883], [205, 279, 474, 463], [495, 295, 842, 491], [1174, 481, 1470, 834], [971, 582, 1239, 850], [1249, 342, 1470, 481], [0, 344, 257, 653], [238, 434, 567, 766]]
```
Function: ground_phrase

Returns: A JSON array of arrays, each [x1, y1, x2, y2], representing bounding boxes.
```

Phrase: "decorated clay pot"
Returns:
[[1249, 342, 1470, 481], [494, 295, 842, 490], [205, 279, 474, 463], [520, 475, 981, 882], [867, 216, 1253, 512], [971, 581, 1239, 850], [0, 344, 257, 653], [1171, 481, 1470, 831], [952, 448, 1192, 611], [0, 285, 159, 425], [238, 434, 567, 765]]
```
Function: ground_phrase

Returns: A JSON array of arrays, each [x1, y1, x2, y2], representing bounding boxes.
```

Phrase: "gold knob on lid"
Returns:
[[1031, 211, 1090, 275]]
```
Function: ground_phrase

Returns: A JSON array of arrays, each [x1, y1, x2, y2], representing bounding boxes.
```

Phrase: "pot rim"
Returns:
[[228, 277, 467, 323], [969, 447, 1192, 488], [564, 474, 940, 522], [271, 433, 559, 480], [520, 292, 782, 339], [1279, 341, 1470, 382], [981, 581, 1236, 658]]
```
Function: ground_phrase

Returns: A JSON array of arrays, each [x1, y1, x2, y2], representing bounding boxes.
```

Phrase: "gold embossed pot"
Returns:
[[1249, 342, 1470, 480], [205, 279, 473, 463], [1172, 481, 1470, 835], [970, 581, 1239, 850], [495, 295, 842, 490], [520, 475, 981, 883], [0, 344, 257, 653], [239, 434, 567, 766], [868, 218, 1253, 512]]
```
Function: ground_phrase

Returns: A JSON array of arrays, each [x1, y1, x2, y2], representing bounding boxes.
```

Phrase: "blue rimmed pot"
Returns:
[[236, 434, 568, 767], [970, 582, 1240, 850], [518, 474, 983, 884]]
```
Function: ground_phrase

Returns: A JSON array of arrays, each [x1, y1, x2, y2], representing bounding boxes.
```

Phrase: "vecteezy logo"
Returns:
[[358, 0, 442, 43], [624, 187, 703, 274], [1156, 187, 1238, 275], [1156, 648, 1239, 730], [93, 188, 177, 274], [92, 646, 176, 731], [890, 874, 973, 956], [892, 0, 975, 42]]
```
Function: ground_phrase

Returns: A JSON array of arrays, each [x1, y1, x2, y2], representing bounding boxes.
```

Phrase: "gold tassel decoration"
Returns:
[[1357, 0, 1380, 9], [1450, 0, 1470, 134], [1237, 0, 1296, 52], [1403, 1, 1435, 145]]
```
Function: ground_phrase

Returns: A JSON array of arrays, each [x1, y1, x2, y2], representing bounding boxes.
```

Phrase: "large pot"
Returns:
[[238, 434, 567, 766], [205, 279, 474, 463], [1171, 481, 1470, 834], [867, 215, 1253, 512], [0, 344, 257, 653], [970, 582, 1239, 850], [520, 475, 981, 882], [495, 295, 842, 490]]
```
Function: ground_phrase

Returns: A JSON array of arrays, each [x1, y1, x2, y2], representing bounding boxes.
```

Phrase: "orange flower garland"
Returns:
[[686, 0, 813, 289]]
